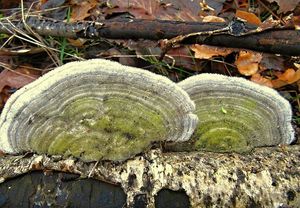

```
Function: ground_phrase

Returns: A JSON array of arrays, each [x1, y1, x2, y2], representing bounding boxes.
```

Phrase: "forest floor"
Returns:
[[0, 0, 299, 142]]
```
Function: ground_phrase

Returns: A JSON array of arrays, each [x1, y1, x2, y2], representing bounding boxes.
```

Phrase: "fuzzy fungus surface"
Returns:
[[178, 73, 294, 153], [0, 59, 198, 161]]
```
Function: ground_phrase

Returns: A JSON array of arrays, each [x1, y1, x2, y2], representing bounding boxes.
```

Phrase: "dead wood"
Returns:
[[0, 17, 299, 56], [0, 145, 299, 207]]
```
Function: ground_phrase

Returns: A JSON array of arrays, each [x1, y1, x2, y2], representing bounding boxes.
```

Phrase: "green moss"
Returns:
[[192, 97, 262, 153], [242, 99, 257, 111], [30, 96, 167, 161], [195, 128, 249, 152]]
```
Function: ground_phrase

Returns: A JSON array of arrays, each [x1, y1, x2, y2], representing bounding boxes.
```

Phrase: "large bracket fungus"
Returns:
[[177, 73, 294, 153], [0, 59, 198, 161]]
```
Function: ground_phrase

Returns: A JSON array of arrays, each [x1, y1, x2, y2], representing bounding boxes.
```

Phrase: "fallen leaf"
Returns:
[[258, 16, 281, 30], [259, 54, 285, 71], [40, 0, 67, 20], [236, 10, 261, 26], [199, 0, 226, 14], [0, 67, 41, 93], [235, 50, 262, 76], [0, 87, 12, 108], [251, 73, 273, 88], [277, 68, 300, 83], [265, 0, 300, 13], [0, 150, 6, 157], [70, 0, 99, 22], [191, 44, 234, 59], [102, 0, 204, 21], [0, 0, 20, 10], [40, 0, 65, 9], [166, 47, 203, 71], [293, 15, 300, 29], [202, 15, 226, 22], [272, 68, 300, 88], [271, 79, 287, 88], [67, 38, 87, 47]]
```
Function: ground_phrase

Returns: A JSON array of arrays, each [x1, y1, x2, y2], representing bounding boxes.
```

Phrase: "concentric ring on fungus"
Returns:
[[0, 59, 198, 161], [178, 73, 294, 153]]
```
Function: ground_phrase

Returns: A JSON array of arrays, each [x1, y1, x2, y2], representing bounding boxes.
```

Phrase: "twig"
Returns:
[[0, 16, 299, 56]]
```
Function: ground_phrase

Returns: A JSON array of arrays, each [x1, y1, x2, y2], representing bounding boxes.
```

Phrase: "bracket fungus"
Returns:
[[0, 59, 198, 161], [178, 73, 294, 153]]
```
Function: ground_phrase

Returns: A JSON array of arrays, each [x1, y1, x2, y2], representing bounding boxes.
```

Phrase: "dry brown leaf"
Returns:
[[258, 16, 281, 30], [0, 0, 21, 9], [251, 73, 273, 88], [67, 38, 87, 47], [293, 15, 300, 29], [237, 0, 248, 9], [236, 10, 261, 26], [272, 68, 300, 88], [102, 0, 203, 21], [271, 79, 288, 88], [265, 0, 300, 13], [166, 47, 202, 71], [191, 44, 234, 59], [259, 54, 285, 71], [202, 15, 226, 22], [277, 68, 300, 83], [235, 51, 262, 76], [0, 67, 41, 93], [70, 0, 98, 22], [0, 150, 6, 157]]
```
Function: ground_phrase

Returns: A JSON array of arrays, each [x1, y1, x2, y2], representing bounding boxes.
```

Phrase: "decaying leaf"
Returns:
[[251, 67, 300, 89], [277, 68, 300, 83], [235, 50, 262, 76], [102, 0, 203, 21], [250, 73, 273, 88], [67, 38, 87, 47], [39, 0, 67, 20], [0, 149, 6, 157], [293, 15, 300, 29], [259, 53, 285, 71], [166, 47, 203, 72], [70, 0, 99, 22], [265, 0, 300, 14], [0, 0, 20, 10], [236, 10, 261, 26], [0, 67, 41, 92], [190, 44, 234, 59], [202, 15, 226, 22], [199, 0, 226, 14], [272, 68, 300, 88], [0, 66, 41, 108]]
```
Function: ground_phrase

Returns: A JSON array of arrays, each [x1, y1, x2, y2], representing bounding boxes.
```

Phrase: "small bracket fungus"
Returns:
[[178, 73, 294, 153], [0, 59, 198, 161]]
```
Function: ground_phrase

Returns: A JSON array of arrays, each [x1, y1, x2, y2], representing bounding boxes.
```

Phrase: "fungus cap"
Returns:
[[178, 73, 294, 153], [0, 59, 198, 161]]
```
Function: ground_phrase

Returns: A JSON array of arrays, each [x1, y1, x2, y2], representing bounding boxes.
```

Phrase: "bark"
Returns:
[[0, 17, 299, 56], [0, 145, 299, 208], [0, 172, 127, 208], [183, 29, 300, 56]]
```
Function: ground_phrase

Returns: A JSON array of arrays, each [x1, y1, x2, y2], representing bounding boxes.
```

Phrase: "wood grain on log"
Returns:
[[0, 145, 299, 207]]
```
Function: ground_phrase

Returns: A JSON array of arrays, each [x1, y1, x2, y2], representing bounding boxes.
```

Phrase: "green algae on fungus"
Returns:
[[30, 97, 167, 161], [0, 59, 198, 161], [177, 73, 294, 153]]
